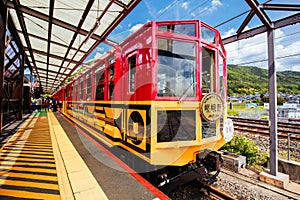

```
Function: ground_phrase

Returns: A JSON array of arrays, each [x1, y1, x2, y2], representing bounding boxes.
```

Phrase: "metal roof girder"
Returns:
[[11, 0, 40, 82], [24, 47, 79, 64], [261, 3, 300, 11], [223, 12, 300, 44], [245, 0, 273, 29], [50, 0, 96, 92]]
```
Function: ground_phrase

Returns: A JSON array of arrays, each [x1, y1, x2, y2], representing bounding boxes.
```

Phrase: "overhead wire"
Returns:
[[180, 0, 211, 19], [226, 29, 300, 53]]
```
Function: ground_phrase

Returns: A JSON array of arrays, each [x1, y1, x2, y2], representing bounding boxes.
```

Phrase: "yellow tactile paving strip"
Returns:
[[0, 110, 109, 200], [0, 111, 60, 199]]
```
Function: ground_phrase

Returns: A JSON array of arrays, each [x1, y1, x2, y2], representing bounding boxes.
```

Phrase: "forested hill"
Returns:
[[227, 65, 300, 96]]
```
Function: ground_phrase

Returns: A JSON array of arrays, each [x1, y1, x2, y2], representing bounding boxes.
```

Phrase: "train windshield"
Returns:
[[158, 23, 196, 36], [157, 38, 196, 98]]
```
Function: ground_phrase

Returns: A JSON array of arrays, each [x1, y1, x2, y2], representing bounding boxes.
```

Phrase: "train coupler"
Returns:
[[158, 174, 170, 187]]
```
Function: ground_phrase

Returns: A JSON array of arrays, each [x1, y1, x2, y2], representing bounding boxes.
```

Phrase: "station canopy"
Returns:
[[3, 0, 300, 95], [3, 0, 141, 94]]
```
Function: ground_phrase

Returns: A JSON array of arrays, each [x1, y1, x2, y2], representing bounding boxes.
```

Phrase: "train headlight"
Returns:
[[223, 118, 234, 142]]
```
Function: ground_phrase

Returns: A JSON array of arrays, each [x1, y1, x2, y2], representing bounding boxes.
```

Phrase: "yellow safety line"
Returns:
[[0, 179, 59, 190], [0, 156, 55, 162], [0, 150, 54, 156], [0, 189, 60, 200], [0, 153, 54, 158], [1, 148, 53, 152], [0, 166, 57, 174], [0, 161, 56, 167], [0, 171, 58, 182]]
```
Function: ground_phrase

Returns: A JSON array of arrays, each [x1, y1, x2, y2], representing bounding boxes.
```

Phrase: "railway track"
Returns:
[[229, 117, 300, 140], [167, 180, 237, 200], [202, 183, 237, 200]]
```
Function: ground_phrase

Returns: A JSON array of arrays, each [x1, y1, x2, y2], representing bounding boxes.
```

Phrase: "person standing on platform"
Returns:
[[44, 97, 50, 111], [52, 98, 57, 112], [31, 98, 37, 111], [36, 97, 42, 111]]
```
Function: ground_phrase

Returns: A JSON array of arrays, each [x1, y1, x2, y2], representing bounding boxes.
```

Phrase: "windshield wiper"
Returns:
[[178, 82, 196, 103]]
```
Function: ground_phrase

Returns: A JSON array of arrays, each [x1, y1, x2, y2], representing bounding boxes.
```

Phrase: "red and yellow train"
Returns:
[[54, 20, 234, 186]]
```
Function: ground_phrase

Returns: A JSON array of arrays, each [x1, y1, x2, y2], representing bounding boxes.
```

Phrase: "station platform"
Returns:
[[0, 110, 169, 200]]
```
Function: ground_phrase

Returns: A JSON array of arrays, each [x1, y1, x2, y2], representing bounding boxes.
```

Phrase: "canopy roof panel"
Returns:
[[4, 0, 141, 94], [2, 0, 300, 95]]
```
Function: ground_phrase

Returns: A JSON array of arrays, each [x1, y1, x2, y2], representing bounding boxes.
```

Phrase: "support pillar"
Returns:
[[267, 28, 278, 176], [0, 6, 7, 134], [17, 52, 24, 120]]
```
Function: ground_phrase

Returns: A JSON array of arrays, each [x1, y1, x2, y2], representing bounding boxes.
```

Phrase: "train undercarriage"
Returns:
[[155, 150, 223, 190]]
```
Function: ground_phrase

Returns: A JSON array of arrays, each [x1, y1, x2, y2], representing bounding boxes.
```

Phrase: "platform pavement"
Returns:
[[0, 110, 60, 199], [48, 110, 109, 199], [0, 110, 108, 200], [0, 110, 167, 199]]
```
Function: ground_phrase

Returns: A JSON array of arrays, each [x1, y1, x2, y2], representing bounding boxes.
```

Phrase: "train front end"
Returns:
[[148, 21, 234, 182]]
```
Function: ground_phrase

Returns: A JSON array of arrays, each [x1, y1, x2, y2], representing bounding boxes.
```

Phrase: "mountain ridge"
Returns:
[[227, 65, 300, 96]]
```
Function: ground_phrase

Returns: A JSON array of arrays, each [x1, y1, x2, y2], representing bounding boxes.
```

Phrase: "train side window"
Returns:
[[108, 66, 114, 100], [86, 72, 92, 100], [96, 85, 104, 100], [128, 55, 136, 93], [95, 64, 105, 84], [74, 80, 78, 100], [201, 25, 215, 43], [202, 47, 215, 93], [80, 77, 84, 100], [95, 70, 105, 100]]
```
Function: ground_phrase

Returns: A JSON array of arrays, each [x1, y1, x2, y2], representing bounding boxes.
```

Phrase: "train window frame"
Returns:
[[201, 47, 216, 94], [80, 76, 85, 100], [95, 68, 105, 101], [73, 80, 78, 101], [200, 24, 216, 44], [107, 64, 115, 100], [95, 64, 105, 84], [128, 55, 137, 93], [156, 38, 196, 99], [157, 23, 196, 37], [86, 71, 92, 100], [219, 54, 226, 100]]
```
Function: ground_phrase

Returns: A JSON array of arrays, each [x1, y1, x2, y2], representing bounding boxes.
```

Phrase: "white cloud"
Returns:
[[94, 52, 103, 60], [182, 2, 189, 10], [225, 34, 267, 66], [129, 23, 143, 33], [208, 0, 222, 12], [222, 28, 235, 38], [96, 46, 105, 52], [224, 26, 300, 72], [275, 39, 300, 71], [212, 0, 222, 7]]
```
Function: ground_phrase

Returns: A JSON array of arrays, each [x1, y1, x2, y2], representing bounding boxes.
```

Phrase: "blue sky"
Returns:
[[86, 0, 300, 72]]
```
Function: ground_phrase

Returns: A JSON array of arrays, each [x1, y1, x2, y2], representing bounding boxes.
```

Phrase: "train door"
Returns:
[[122, 52, 147, 150], [201, 45, 224, 140]]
